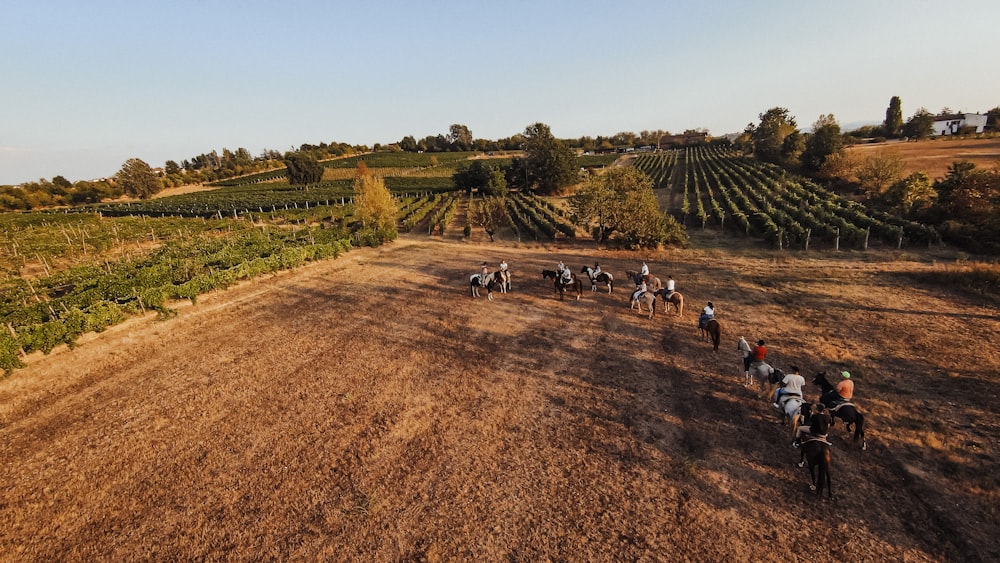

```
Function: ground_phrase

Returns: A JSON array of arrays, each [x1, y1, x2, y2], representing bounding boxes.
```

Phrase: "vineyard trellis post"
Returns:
[[835, 227, 840, 251], [863, 227, 870, 250]]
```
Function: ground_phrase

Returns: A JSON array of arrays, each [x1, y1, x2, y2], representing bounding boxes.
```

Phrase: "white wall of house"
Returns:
[[932, 113, 988, 135]]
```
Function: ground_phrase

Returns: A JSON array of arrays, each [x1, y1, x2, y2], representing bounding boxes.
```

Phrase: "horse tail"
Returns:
[[711, 322, 721, 351]]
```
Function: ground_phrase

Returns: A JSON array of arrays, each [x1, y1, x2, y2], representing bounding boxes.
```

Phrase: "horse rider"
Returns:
[[833, 371, 854, 405], [664, 274, 676, 298], [560, 265, 573, 287], [773, 365, 805, 409], [480, 261, 490, 284], [738, 336, 753, 375], [751, 339, 767, 365], [793, 403, 831, 449], [640, 261, 650, 284], [499, 259, 508, 274], [631, 278, 648, 304], [698, 301, 715, 329], [592, 262, 602, 277]]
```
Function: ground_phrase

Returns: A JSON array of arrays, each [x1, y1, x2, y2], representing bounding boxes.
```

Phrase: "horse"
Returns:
[[812, 372, 867, 450], [776, 391, 802, 427], [626, 270, 662, 292], [699, 318, 721, 351], [797, 438, 833, 498], [470, 273, 497, 301], [580, 266, 614, 293], [630, 290, 656, 319], [490, 270, 511, 294], [748, 361, 781, 396], [652, 289, 683, 316], [556, 274, 583, 301]]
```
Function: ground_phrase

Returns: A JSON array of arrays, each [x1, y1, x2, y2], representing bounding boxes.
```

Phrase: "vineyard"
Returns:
[[632, 147, 941, 249]]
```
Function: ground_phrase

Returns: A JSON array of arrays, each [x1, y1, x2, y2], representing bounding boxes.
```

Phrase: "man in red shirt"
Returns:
[[751, 340, 767, 363]]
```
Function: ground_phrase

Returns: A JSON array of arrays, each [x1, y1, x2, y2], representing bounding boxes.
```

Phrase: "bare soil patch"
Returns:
[[1, 233, 998, 561], [848, 137, 1000, 180]]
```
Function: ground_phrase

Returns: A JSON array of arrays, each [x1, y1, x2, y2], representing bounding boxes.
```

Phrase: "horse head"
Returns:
[[813, 371, 833, 391]]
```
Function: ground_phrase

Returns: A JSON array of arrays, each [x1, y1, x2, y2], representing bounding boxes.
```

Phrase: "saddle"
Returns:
[[828, 400, 854, 414], [801, 436, 831, 446]]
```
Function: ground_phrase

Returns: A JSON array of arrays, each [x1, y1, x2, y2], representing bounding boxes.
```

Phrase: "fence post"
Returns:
[[805, 228, 811, 251], [863, 227, 870, 250]]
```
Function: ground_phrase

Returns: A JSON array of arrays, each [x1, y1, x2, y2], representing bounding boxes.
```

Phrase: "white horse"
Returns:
[[749, 361, 778, 397], [779, 396, 804, 429]]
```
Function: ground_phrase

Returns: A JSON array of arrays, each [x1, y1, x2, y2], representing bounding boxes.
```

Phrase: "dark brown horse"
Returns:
[[626, 270, 662, 292], [797, 438, 832, 498], [700, 318, 721, 351]]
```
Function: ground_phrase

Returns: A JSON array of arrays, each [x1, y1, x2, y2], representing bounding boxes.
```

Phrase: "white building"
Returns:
[[932, 113, 988, 136]]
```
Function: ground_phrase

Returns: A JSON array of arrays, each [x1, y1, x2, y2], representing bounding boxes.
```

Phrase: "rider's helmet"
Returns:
[[841, 371, 851, 379]]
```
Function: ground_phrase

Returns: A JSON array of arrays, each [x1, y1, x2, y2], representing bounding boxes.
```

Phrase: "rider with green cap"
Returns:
[[835, 371, 854, 401]]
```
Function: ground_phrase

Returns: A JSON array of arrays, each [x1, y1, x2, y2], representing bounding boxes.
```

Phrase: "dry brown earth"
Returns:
[[1, 231, 998, 561], [847, 137, 1000, 180]]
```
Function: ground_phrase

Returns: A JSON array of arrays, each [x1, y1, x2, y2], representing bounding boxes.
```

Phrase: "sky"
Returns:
[[2, 0, 998, 185]]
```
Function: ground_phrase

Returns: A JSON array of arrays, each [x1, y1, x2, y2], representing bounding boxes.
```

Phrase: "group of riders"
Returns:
[[743, 338, 857, 457]]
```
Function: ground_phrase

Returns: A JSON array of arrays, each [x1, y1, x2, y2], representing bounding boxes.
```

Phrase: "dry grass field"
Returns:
[[1, 229, 998, 561], [847, 137, 1000, 180]]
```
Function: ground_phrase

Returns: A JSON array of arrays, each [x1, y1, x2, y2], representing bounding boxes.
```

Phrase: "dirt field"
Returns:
[[848, 137, 1000, 180], [1, 230, 998, 561]]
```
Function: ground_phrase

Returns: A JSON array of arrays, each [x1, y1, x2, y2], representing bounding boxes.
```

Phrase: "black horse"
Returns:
[[813, 372, 866, 450], [797, 438, 833, 498]]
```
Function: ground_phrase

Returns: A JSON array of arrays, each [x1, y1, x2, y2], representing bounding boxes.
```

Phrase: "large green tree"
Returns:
[[523, 122, 577, 195], [751, 108, 802, 167], [116, 158, 162, 199], [801, 114, 843, 173], [447, 124, 473, 151], [569, 167, 687, 248], [452, 161, 507, 197], [284, 152, 324, 186], [902, 108, 935, 139], [883, 96, 904, 138]]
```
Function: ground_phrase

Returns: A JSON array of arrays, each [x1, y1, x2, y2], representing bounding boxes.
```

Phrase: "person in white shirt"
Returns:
[[640, 261, 650, 282], [665, 275, 676, 297], [698, 301, 715, 329], [774, 365, 805, 409]]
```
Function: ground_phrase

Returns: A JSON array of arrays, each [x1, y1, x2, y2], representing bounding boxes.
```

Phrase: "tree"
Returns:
[[569, 167, 687, 248], [902, 108, 935, 139], [468, 196, 511, 242], [856, 151, 905, 195], [447, 124, 473, 151], [523, 122, 577, 195], [453, 161, 509, 198], [116, 158, 162, 199], [751, 108, 802, 166], [283, 152, 324, 186], [883, 96, 904, 138], [352, 166, 397, 245], [986, 107, 1000, 129], [884, 171, 936, 214], [801, 114, 843, 173], [399, 135, 418, 152]]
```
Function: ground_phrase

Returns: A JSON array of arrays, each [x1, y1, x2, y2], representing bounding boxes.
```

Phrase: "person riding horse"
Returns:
[[664, 275, 675, 299], [640, 261, 650, 284], [631, 278, 648, 306], [824, 371, 854, 408], [592, 262, 602, 276], [793, 403, 831, 449], [773, 365, 805, 410], [697, 301, 715, 330], [559, 265, 573, 287]]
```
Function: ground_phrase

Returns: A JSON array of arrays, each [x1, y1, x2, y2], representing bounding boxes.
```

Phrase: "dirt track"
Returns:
[[1, 233, 998, 561]]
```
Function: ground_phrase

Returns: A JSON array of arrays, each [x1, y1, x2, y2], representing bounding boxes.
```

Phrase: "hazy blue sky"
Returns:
[[2, 0, 997, 184]]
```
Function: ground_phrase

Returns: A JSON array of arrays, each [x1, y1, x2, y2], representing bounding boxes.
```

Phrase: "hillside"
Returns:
[[1, 232, 997, 561], [847, 137, 1000, 180]]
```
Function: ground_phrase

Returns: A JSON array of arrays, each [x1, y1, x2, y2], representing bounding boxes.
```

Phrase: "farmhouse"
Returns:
[[932, 113, 988, 136], [659, 132, 708, 150]]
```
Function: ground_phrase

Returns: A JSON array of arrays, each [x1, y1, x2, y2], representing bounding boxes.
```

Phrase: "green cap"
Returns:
[[841, 371, 851, 379]]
